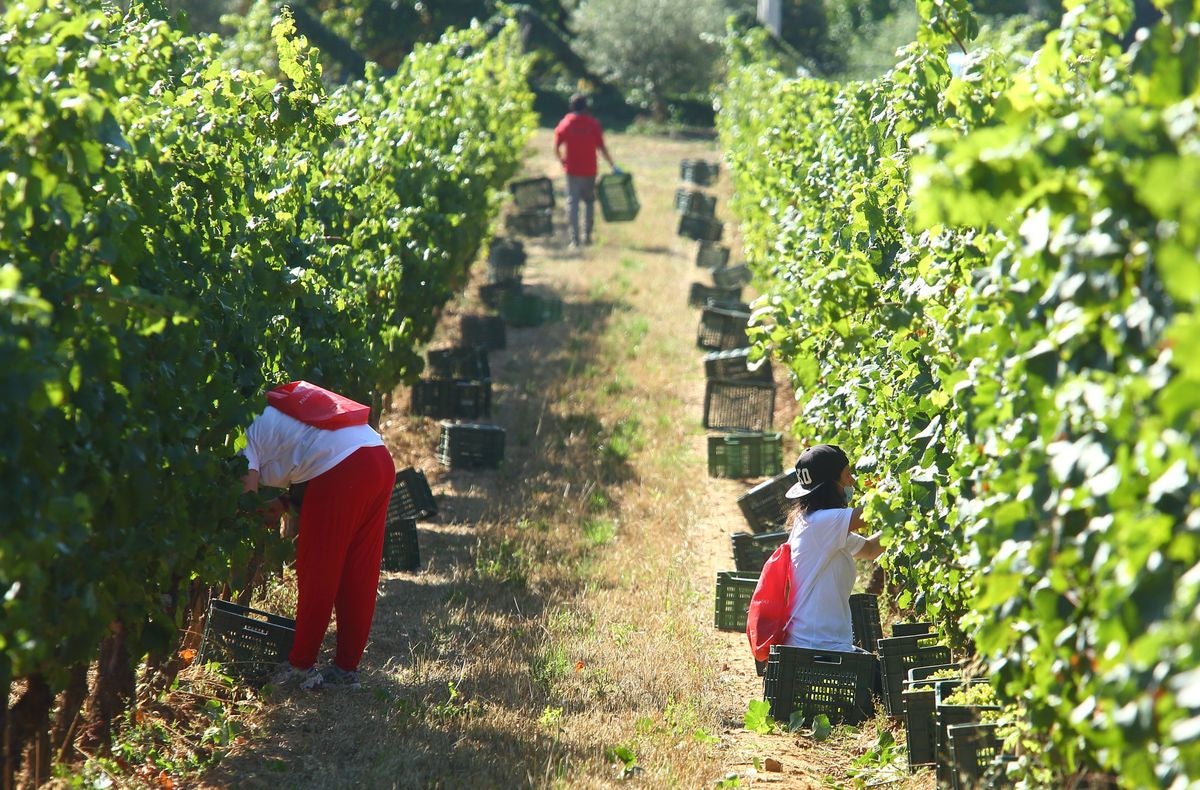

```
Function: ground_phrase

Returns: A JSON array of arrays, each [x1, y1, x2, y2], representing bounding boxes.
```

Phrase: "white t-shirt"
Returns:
[[242, 406, 384, 489], [783, 507, 867, 652]]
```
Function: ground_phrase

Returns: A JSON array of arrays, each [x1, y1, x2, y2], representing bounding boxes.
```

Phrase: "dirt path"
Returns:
[[199, 129, 898, 789]]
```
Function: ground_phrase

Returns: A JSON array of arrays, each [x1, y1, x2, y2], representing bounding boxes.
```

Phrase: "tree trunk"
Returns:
[[6, 674, 51, 789], [234, 546, 265, 608], [78, 625, 134, 754], [50, 665, 88, 766], [2, 664, 10, 790]]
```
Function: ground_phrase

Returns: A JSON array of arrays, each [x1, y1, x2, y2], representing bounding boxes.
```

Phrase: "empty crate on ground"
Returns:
[[678, 212, 723, 242], [426, 346, 490, 382], [487, 238, 525, 284], [697, 306, 751, 351], [674, 188, 716, 217], [688, 282, 742, 308], [460, 315, 506, 351], [500, 291, 563, 328], [714, 571, 758, 631], [712, 264, 751, 288], [848, 593, 883, 653], [199, 599, 295, 681], [704, 347, 773, 384], [505, 208, 554, 237], [437, 421, 505, 469], [708, 432, 783, 478], [382, 511, 420, 572], [391, 467, 437, 520], [730, 530, 787, 574], [411, 379, 491, 420], [479, 280, 521, 309], [695, 241, 730, 269], [680, 158, 719, 186], [508, 176, 555, 210], [597, 172, 640, 222], [736, 469, 797, 532], [762, 646, 877, 725], [704, 380, 775, 432]]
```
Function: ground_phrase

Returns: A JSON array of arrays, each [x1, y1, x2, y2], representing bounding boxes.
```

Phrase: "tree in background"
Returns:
[[173, 0, 570, 78], [571, 0, 731, 118]]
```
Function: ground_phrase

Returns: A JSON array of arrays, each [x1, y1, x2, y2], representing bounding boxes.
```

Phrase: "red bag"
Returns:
[[746, 543, 792, 662], [266, 381, 370, 430]]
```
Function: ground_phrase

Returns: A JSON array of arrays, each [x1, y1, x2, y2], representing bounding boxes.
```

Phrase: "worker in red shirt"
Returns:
[[554, 94, 616, 248]]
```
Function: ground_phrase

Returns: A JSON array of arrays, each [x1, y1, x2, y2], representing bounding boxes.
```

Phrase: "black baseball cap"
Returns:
[[785, 444, 850, 498]]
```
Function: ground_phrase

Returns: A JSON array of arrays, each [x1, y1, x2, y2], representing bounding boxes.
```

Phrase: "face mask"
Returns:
[[843, 485, 855, 503]]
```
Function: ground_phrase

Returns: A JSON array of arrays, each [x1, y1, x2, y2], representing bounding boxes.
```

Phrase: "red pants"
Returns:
[[289, 445, 395, 671]]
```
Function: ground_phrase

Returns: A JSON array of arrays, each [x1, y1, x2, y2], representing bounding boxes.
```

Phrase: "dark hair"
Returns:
[[569, 93, 588, 113], [789, 479, 848, 521]]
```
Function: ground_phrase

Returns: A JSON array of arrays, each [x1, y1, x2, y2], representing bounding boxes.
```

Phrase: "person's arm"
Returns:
[[241, 422, 288, 526], [853, 531, 884, 562], [596, 127, 615, 169], [554, 124, 567, 167], [847, 507, 883, 560], [849, 506, 867, 532]]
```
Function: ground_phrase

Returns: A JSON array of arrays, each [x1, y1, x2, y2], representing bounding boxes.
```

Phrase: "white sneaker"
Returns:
[[270, 663, 324, 690]]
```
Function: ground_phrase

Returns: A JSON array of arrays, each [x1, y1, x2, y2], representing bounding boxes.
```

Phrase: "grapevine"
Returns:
[[719, 1, 1199, 784]]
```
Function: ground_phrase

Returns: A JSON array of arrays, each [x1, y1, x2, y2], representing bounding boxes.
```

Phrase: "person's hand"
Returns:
[[261, 496, 288, 529], [279, 510, 299, 541], [612, 164, 624, 175]]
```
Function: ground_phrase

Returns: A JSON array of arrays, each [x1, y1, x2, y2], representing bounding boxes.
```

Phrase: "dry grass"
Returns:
[[165, 130, 928, 790]]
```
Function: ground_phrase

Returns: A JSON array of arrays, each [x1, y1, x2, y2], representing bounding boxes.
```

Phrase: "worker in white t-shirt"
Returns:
[[782, 444, 883, 652], [241, 382, 396, 690]]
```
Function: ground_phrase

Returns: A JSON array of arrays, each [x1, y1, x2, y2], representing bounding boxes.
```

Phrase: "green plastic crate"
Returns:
[[763, 646, 877, 725], [902, 663, 960, 770], [714, 571, 758, 631], [736, 469, 797, 532], [500, 292, 563, 328], [598, 172, 640, 222], [707, 432, 783, 478], [508, 176, 555, 210], [382, 513, 420, 572], [680, 158, 719, 186], [948, 723, 1005, 790], [199, 599, 295, 681], [934, 679, 1002, 788], [697, 306, 751, 351], [695, 241, 730, 269], [704, 347, 774, 384], [879, 634, 953, 716], [849, 593, 883, 653], [674, 188, 716, 217], [730, 530, 787, 574], [505, 208, 553, 237], [713, 265, 751, 288], [678, 212, 723, 241]]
